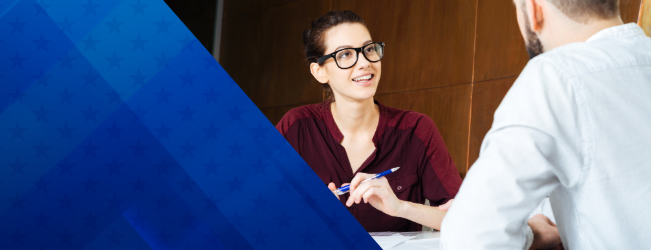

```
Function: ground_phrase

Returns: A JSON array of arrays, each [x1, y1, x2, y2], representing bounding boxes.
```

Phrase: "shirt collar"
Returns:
[[586, 23, 647, 42], [322, 99, 388, 145]]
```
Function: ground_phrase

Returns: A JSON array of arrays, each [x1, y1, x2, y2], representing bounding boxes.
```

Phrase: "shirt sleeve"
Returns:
[[529, 197, 556, 224], [440, 58, 586, 249], [414, 115, 462, 205], [275, 110, 296, 137]]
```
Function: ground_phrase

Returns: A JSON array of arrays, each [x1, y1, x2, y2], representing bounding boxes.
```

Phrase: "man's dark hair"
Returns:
[[548, 0, 619, 23]]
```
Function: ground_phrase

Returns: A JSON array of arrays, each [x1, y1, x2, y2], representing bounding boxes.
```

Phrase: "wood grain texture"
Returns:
[[473, 0, 529, 82], [221, 0, 642, 179], [470, 0, 642, 169], [374, 84, 472, 177], [621, 0, 643, 23], [332, 0, 477, 94], [220, 0, 330, 109], [474, 0, 641, 84], [467, 77, 516, 170], [222, 0, 301, 19], [261, 103, 310, 126]]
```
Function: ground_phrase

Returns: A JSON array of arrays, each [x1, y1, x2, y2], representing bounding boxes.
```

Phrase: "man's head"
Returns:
[[513, 0, 622, 59]]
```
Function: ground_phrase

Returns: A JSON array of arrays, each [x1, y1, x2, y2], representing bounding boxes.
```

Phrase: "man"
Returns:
[[440, 0, 651, 249]]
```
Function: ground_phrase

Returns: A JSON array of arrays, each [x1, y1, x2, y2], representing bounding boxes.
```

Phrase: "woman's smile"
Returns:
[[351, 73, 375, 87]]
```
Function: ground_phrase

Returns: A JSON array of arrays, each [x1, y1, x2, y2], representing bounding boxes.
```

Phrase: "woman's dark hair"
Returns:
[[303, 10, 366, 101]]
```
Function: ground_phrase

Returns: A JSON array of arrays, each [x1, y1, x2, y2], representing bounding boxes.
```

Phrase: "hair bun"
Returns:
[[303, 10, 365, 63]]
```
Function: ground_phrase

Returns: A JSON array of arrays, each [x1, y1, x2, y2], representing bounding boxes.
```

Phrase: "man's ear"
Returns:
[[526, 0, 545, 32], [310, 63, 329, 84]]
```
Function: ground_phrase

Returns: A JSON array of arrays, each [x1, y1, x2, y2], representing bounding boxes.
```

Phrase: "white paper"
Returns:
[[391, 238, 440, 250], [370, 232, 420, 250]]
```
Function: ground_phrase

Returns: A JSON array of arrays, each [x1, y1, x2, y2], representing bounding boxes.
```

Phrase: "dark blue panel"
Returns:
[[0, 0, 380, 249]]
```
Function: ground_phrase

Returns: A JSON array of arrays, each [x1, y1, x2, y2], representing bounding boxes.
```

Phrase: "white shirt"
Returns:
[[440, 23, 651, 250], [529, 198, 556, 224]]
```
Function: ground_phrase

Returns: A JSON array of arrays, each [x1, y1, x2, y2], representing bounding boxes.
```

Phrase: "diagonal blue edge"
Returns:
[[0, 0, 381, 249]]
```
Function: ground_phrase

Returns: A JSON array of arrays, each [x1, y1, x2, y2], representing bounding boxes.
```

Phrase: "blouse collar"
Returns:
[[322, 99, 388, 146]]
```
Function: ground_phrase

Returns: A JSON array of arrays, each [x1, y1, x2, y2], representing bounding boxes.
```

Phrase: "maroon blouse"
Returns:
[[276, 100, 462, 232]]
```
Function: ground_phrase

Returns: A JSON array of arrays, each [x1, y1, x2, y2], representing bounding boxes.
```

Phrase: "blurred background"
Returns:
[[169, 0, 645, 178]]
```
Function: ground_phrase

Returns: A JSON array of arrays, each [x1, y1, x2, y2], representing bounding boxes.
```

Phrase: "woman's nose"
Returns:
[[356, 52, 371, 69]]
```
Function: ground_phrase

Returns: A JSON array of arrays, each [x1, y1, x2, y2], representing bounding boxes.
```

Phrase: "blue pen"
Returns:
[[335, 167, 400, 195]]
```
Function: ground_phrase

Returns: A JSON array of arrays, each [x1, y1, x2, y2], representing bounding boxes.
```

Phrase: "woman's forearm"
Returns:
[[396, 200, 447, 230]]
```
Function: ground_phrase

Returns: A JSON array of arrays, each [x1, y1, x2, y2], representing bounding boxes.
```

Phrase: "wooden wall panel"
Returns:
[[474, 0, 641, 83], [621, 0, 643, 23], [223, 0, 301, 19], [332, 0, 477, 94], [474, 0, 529, 82], [220, 0, 330, 109], [374, 84, 472, 177], [221, 0, 640, 178], [468, 77, 516, 169], [469, 0, 642, 171], [260, 104, 305, 126]]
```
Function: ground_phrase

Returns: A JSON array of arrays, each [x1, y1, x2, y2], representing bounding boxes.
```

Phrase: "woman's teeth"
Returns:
[[353, 75, 373, 82]]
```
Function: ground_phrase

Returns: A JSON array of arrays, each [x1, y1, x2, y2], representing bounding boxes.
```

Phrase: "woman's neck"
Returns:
[[330, 97, 379, 137]]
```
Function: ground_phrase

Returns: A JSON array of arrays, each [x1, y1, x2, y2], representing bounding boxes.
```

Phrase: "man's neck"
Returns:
[[543, 17, 624, 51]]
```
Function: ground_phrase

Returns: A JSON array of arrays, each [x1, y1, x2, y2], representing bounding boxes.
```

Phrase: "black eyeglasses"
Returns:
[[316, 42, 385, 69]]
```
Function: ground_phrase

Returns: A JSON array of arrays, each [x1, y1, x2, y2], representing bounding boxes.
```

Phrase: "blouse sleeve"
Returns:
[[413, 114, 462, 206], [275, 107, 312, 155], [275, 111, 295, 137]]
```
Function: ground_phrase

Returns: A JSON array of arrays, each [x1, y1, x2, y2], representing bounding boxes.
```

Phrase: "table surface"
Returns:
[[372, 231, 440, 250]]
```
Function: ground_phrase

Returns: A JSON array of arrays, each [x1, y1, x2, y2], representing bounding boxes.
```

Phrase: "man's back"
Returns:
[[441, 23, 651, 249], [548, 23, 651, 249]]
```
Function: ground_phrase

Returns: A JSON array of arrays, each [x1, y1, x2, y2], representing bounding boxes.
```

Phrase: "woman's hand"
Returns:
[[345, 173, 450, 230], [328, 182, 348, 201], [346, 173, 404, 217], [438, 199, 454, 211]]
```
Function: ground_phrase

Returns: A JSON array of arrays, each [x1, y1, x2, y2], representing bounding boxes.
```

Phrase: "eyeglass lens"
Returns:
[[334, 43, 384, 69]]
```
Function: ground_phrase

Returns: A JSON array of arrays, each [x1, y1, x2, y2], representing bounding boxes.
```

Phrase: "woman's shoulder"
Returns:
[[276, 102, 327, 135], [381, 103, 437, 132], [280, 102, 326, 123]]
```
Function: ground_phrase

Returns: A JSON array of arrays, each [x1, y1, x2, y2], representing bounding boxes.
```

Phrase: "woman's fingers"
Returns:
[[328, 182, 339, 199], [347, 181, 372, 206], [348, 173, 375, 192], [348, 175, 363, 191], [355, 182, 376, 204], [347, 179, 390, 206], [328, 182, 336, 191], [378, 176, 389, 184], [362, 187, 382, 203], [343, 176, 405, 217]]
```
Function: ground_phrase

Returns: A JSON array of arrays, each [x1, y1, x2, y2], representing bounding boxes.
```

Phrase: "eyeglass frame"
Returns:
[[316, 42, 385, 69]]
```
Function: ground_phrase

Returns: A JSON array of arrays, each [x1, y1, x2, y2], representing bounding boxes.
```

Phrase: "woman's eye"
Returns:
[[339, 51, 351, 58], [365, 47, 375, 53]]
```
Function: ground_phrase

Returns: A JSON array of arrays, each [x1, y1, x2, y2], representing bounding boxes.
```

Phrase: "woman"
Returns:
[[276, 10, 462, 232]]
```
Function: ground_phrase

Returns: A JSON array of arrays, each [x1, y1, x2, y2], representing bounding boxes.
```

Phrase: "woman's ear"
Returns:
[[310, 63, 329, 84]]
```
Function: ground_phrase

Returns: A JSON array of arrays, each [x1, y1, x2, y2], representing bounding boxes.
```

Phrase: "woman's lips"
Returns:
[[352, 74, 374, 86]]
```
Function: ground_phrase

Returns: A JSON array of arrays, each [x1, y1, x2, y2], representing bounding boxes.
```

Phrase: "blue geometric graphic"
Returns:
[[0, 0, 380, 249]]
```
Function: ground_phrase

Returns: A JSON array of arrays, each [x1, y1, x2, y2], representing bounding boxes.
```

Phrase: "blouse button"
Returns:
[[397, 186, 402, 190]]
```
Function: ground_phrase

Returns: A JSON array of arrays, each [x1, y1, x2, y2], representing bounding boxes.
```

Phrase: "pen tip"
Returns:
[[392, 167, 400, 171]]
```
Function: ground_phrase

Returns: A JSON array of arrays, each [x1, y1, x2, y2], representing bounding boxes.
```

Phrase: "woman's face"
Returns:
[[318, 23, 381, 102]]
